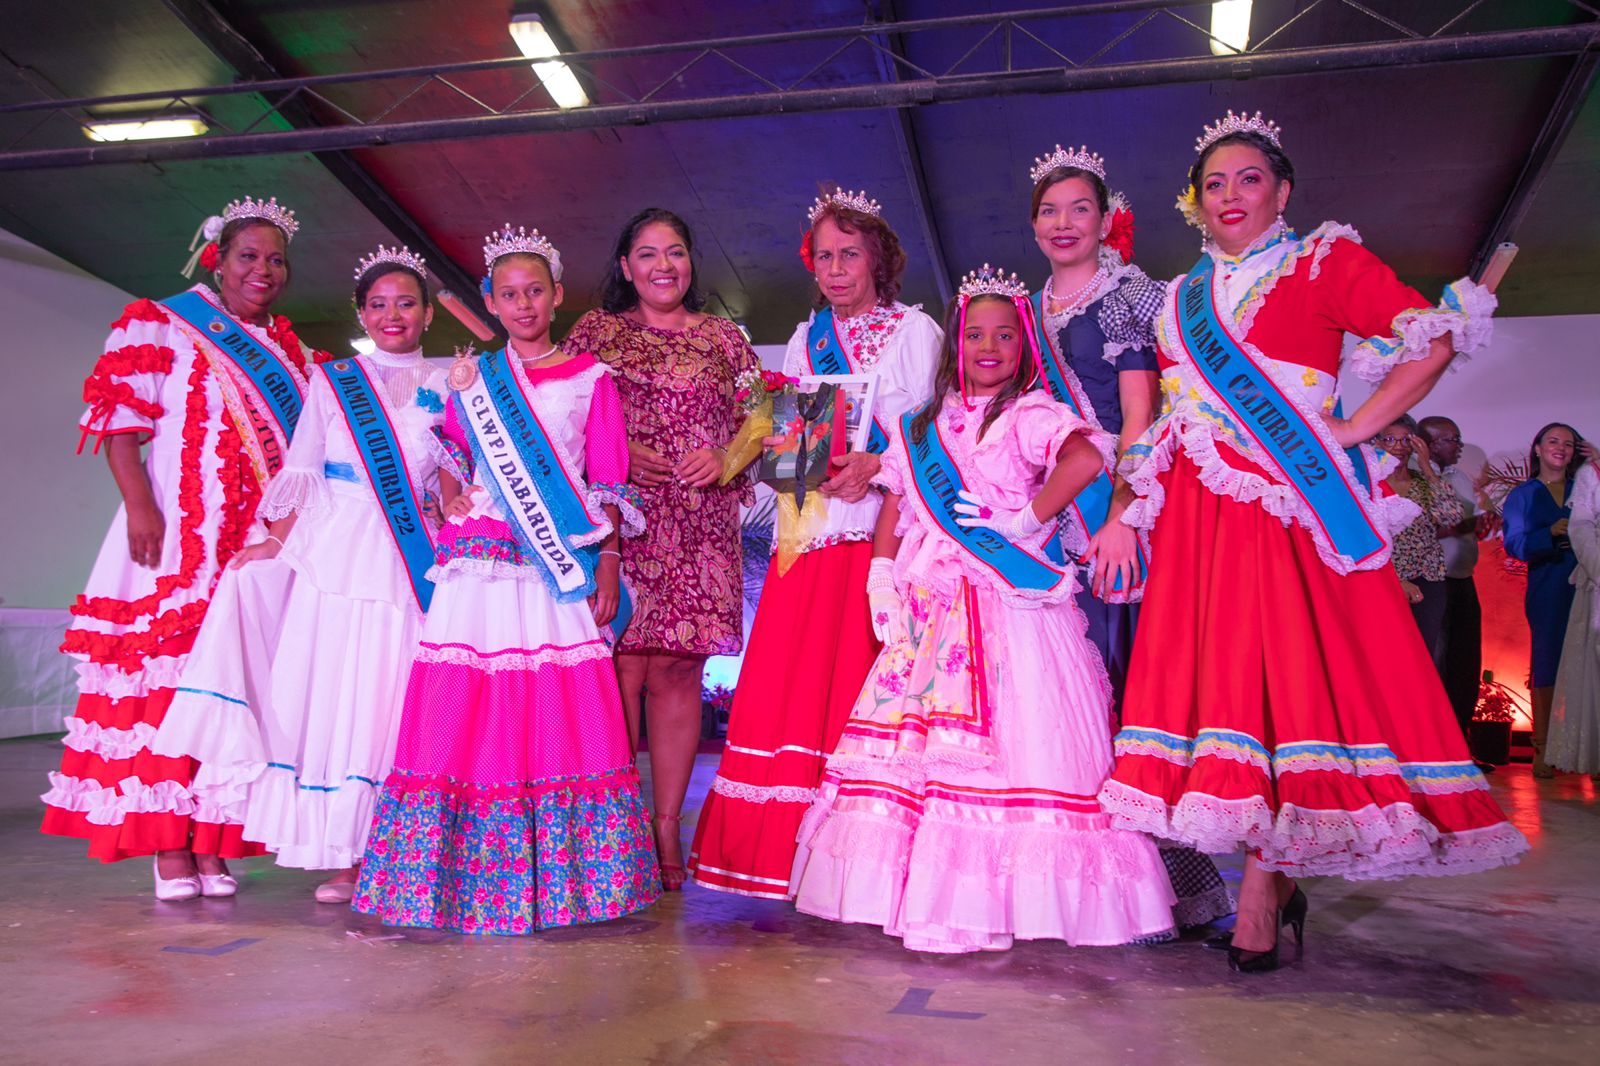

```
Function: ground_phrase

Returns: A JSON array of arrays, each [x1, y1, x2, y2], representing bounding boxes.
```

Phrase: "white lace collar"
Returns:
[[363, 346, 426, 367]]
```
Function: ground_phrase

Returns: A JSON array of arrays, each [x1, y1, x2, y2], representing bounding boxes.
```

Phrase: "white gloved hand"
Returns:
[[866, 556, 906, 645], [953, 489, 1045, 541]]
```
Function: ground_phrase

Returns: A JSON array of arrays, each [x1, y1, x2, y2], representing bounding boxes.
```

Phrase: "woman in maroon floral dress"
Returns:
[[562, 208, 758, 889]]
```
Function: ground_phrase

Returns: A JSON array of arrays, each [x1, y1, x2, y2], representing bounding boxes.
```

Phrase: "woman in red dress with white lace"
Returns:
[[41, 197, 325, 900], [688, 188, 940, 898], [1097, 113, 1528, 973]]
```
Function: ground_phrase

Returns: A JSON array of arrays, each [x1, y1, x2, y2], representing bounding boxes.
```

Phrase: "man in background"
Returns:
[[1420, 415, 1492, 770]]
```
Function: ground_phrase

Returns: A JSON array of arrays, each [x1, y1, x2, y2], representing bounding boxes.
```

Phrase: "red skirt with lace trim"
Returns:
[[1098, 452, 1528, 879], [689, 542, 879, 898]]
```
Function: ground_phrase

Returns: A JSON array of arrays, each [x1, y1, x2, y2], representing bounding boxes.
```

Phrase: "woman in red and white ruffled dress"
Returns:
[[688, 189, 939, 899], [42, 197, 326, 899]]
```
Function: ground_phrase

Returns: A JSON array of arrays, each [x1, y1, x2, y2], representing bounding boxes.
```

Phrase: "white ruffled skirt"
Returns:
[[153, 487, 425, 869], [789, 574, 1177, 952]]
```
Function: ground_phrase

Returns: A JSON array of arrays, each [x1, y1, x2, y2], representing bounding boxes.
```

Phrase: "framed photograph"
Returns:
[[757, 380, 839, 490], [803, 373, 880, 454]]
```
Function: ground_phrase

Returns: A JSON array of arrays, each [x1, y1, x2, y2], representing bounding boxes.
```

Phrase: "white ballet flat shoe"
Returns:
[[314, 879, 355, 904], [153, 857, 201, 902], [198, 871, 238, 898]]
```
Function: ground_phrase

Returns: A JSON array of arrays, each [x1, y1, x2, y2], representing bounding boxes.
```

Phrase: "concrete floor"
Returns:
[[4, 735, 1597, 1066]]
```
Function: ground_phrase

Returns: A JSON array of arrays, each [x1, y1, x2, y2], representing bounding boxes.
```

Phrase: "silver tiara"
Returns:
[[482, 224, 562, 281], [1195, 110, 1283, 154], [1029, 144, 1106, 185], [807, 188, 882, 226], [958, 263, 1028, 301], [354, 243, 427, 281], [221, 195, 299, 242]]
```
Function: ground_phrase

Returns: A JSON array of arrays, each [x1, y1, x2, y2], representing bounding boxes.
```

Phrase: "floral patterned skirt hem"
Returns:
[[352, 767, 661, 935]]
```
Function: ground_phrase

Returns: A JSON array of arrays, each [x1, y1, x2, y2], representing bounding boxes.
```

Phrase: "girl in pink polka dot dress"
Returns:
[[353, 228, 660, 934]]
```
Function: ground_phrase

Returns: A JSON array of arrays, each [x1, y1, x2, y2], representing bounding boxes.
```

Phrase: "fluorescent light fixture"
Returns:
[[351, 336, 377, 355], [1210, 0, 1252, 56], [509, 12, 589, 109], [84, 114, 209, 142]]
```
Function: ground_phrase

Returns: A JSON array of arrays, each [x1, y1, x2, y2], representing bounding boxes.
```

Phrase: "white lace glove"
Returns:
[[866, 556, 906, 645], [953, 489, 1045, 541]]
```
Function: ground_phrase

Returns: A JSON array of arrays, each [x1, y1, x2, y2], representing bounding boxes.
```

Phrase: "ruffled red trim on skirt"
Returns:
[[40, 685, 267, 862], [690, 542, 880, 897]]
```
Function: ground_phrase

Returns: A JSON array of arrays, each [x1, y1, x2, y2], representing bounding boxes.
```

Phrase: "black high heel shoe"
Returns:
[[1281, 885, 1308, 945], [1228, 925, 1280, 973], [1205, 886, 1308, 950], [1226, 888, 1308, 975]]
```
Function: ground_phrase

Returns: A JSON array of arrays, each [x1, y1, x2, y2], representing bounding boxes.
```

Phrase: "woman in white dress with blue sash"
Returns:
[[154, 247, 446, 901]]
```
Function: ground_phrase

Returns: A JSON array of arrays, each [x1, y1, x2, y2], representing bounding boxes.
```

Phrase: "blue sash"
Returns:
[[807, 307, 889, 454], [323, 360, 436, 612], [1175, 254, 1386, 566], [455, 349, 606, 601], [608, 578, 635, 646], [901, 411, 1068, 594], [1027, 291, 1147, 591], [161, 289, 304, 443]]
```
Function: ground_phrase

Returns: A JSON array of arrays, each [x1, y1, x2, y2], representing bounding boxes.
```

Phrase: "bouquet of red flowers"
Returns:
[[721, 368, 799, 486], [734, 368, 798, 415]]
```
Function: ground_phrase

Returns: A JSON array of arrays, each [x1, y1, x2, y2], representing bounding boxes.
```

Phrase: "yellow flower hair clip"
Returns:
[[1175, 184, 1204, 231]]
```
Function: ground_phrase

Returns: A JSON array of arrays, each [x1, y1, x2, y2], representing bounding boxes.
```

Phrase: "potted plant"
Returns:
[[701, 683, 736, 740], [1470, 670, 1522, 766]]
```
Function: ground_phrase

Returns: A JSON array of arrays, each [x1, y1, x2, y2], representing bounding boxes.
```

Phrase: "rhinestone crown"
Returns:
[[482, 224, 562, 280], [354, 243, 427, 282], [1029, 144, 1106, 185], [222, 196, 299, 242], [1195, 110, 1283, 154], [807, 188, 882, 226], [958, 263, 1028, 301]]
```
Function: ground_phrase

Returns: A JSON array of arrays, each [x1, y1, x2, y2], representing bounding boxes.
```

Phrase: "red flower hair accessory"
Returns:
[[198, 242, 221, 273], [1104, 193, 1135, 265], [799, 229, 815, 273]]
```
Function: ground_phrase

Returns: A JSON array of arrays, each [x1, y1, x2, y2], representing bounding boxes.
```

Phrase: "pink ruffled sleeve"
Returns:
[[585, 371, 629, 484], [1011, 394, 1116, 475], [441, 394, 468, 454], [428, 391, 474, 486]]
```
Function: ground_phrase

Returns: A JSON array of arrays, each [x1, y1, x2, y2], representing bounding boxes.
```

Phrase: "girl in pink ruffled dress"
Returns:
[[790, 266, 1176, 953], [352, 227, 660, 935]]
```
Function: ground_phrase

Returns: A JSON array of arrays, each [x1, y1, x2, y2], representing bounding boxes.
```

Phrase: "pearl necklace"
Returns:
[[1045, 268, 1106, 314], [513, 342, 558, 364]]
